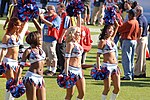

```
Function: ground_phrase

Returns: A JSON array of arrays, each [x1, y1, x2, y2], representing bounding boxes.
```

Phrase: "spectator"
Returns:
[[123, 1, 132, 22], [134, 6, 148, 78], [56, 3, 70, 72], [118, 9, 139, 80], [81, 0, 91, 25], [91, 0, 105, 26], [40, 0, 48, 9], [59, 0, 71, 6], [80, 25, 92, 64], [0, 0, 10, 17], [3, 0, 17, 30], [114, 5, 123, 44], [40, 5, 61, 76], [105, 0, 118, 7], [131, 1, 138, 9]]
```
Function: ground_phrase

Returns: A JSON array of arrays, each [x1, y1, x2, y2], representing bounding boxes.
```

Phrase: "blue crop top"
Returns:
[[97, 40, 117, 54], [65, 42, 83, 58], [28, 47, 46, 64], [1, 35, 21, 48]]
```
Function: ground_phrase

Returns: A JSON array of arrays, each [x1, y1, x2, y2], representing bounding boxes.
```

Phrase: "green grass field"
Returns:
[[0, 19, 150, 100]]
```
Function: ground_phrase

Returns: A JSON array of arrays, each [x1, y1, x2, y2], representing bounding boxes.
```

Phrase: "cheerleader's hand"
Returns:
[[14, 77, 22, 85], [39, 8, 46, 14], [94, 64, 101, 70], [39, 14, 45, 20]]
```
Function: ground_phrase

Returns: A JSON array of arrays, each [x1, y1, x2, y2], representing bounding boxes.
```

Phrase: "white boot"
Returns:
[[47, 66, 51, 71], [5, 90, 14, 100], [110, 93, 118, 100], [102, 94, 107, 100], [51, 67, 56, 73]]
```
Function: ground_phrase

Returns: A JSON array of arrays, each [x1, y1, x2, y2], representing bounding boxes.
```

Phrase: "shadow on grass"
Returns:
[[85, 77, 150, 87], [87, 52, 97, 55], [88, 81, 104, 86], [85, 60, 96, 62], [121, 79, 150, 87], [92, 45, 98, 49], [86, 56, 96, 59], [84, 74, 93, 79]]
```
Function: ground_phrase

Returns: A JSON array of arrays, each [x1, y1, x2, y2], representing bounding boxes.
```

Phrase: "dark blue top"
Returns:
[[137, 14, 148, 37]]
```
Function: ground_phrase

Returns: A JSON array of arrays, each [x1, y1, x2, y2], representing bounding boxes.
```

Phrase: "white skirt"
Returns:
[[2, 57, 19, 72], [23, 71, 44, 88]]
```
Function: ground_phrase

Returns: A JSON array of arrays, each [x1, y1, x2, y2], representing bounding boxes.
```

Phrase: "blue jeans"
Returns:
[[122, 40, 137, 79]]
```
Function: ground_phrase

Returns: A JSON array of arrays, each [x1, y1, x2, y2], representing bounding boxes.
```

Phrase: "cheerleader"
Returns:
[[64, 26, 85, 100], [17, 18, 46, 100], [96, 20, 120, 100], [0, 17, 22, 100]]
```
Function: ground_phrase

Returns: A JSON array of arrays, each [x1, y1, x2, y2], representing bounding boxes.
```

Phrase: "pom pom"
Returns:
[[17, 0, 39, 22], [0, 65, 5, 75], [57, 72, 78, 88], [103, 6, 117, 25], [6, 78, 26, 98], [10, 82, 26, 98], [6, 78, 15, 90], [91, 66, 110, 80], [66, 0, 84, 17]]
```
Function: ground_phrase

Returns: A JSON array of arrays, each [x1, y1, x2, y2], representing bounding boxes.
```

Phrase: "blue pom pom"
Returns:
[[0, 65, 5, 75], [10, 82, 26, 98], [17, 0, 39, 22], [6, 78, 15, 90], [103, 6, 117, 25], [57, 72, 78, 88], [91, 66, 110, 80], [66, 0, 84, 17], [6, 78, 26, 98]]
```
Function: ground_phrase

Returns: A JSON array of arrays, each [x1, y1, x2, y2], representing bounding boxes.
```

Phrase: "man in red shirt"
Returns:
[[80, 25, 92, 64], [118, 9, 139, 80]]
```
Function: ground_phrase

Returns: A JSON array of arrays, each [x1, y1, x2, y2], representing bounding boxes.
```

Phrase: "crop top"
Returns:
[[1, 35, 21, 48], [97, 40, 116, 54], [65, 42, 83, 58], [28, 47, 46, 64]]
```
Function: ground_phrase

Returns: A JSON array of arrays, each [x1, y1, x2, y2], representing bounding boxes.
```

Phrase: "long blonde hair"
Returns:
[[65, 26, 80, 43]]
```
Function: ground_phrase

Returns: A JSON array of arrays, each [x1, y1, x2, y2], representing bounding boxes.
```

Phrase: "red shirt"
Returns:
[[59, 12, 68, 39], [45, 14, 60, 40], [118, 19, 139, 40], [80, 26, 93, 52]]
